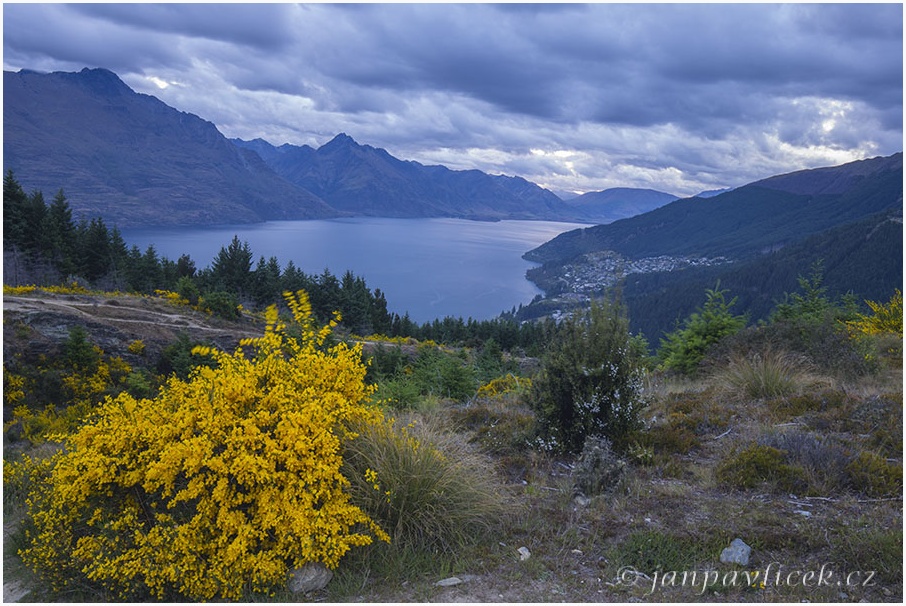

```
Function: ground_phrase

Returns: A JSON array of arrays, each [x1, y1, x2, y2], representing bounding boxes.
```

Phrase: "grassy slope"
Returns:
[[3, 292, 902, 602]]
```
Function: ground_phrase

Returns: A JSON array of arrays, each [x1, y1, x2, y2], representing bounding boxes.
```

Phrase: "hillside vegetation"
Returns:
[[3, 275, 901, 602], [520, 153, 902, 341]]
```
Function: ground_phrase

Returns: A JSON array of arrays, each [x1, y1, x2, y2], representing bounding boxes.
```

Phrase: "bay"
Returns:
[[121, 218, 586, 323]]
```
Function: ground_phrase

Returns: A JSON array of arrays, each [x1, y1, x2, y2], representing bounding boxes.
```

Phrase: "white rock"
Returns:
[[518, 546, 532, 561], [719, 538, 752, 566], [288, 562, 333, 594], [435, 577, 463, 587]]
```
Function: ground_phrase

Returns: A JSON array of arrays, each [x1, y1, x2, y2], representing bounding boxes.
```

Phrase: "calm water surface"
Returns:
[[121, 218, 586, 323]]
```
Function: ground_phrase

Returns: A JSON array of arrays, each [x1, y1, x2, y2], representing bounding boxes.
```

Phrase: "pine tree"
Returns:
[[210, 235, 253, 297]]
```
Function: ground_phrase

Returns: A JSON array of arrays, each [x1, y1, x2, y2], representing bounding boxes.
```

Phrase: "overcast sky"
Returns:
[[3, 2, 903, 196]]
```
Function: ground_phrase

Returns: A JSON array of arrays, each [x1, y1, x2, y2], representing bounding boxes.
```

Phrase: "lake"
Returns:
[[121, 218, 586, 323]]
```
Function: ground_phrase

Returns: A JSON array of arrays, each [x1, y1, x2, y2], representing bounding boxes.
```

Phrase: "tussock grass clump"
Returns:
[[712, 349, 825, 399], [342, 416, 504, 555]]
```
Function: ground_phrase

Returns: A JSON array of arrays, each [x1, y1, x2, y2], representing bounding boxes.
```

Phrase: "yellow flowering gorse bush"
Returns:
[[19, 291, 389, 600]]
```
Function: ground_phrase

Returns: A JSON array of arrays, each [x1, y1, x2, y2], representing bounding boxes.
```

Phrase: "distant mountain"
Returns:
[[550, 189, 582, 201], [695, 187, 734, 198], [233, 135, 581, 221], [525, 153, 903, 265], [563, 187, 678, 223], [3, 68, 336, 227]]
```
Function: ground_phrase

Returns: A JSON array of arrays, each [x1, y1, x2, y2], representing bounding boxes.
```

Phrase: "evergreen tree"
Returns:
[[176, 254, 196, 278], [76, 218, 112, 282], [40, 190, 77, 275], [3, 170, 29, 248], [658, 282, 747, 375], [210, 235, 253, 297], [251, 255, 282, 307]]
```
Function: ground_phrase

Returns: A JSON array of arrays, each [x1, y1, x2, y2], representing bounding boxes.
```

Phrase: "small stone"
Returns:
[[794, 509, 812, 518], [435, 577, 463, 587], [719, 538, 752, 566], [288, 562, 333, 594], [518, 546, 531, 561]]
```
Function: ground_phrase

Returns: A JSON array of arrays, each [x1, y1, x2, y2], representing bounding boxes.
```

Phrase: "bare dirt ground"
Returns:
[[3, 291, 263, 362]]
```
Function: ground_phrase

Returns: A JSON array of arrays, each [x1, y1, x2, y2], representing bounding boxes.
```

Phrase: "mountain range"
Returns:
[[4, 67, 598, 227], [520, 153, 902, 337], [3, 67, 771, 230], [3, 68, 335, 227], [525, 152, 903, 265], [231, 135, 576, 221], [560, 187, 678, 223]]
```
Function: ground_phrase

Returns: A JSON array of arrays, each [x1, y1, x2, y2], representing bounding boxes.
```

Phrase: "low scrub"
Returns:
[[342, 415, 504, 555], [610, 529, 717, 575], [718, 432, 903, 498], [715, 444, 808, 493]]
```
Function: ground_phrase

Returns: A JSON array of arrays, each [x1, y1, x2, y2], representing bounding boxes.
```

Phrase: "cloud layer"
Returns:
[[4, 3, 902, 196]]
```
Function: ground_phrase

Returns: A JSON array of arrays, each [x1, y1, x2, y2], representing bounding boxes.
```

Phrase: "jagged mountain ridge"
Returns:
[[525, 152, 904, 265], [232, 135, 580, 221], [3, 68, 336, 227]]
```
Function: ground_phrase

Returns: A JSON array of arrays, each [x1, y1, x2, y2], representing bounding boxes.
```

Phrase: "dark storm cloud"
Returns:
[[70, 3, 298, 52], [2, 2, 902, 196]]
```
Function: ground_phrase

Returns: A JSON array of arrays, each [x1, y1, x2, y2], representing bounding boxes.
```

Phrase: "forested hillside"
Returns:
[[526, 152, 903, 264], [623, 209, 903, 339]]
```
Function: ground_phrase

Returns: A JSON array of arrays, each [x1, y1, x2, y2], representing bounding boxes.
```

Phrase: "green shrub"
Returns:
[[342, 417, 503, 554], [531, 297, 645, 455], [199, 290, 240, 320], [846, 452, 903, 498], [410, 345, 476, 401], [715, 444, 807, 493], [373, 377, 422, 409], [155, 333, 213, 380], [658, 283, 746, 376]]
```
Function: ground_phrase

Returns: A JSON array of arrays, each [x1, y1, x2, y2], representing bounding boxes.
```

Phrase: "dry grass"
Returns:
[[711, 348, 832, 399], [5, 364, 901, 603]]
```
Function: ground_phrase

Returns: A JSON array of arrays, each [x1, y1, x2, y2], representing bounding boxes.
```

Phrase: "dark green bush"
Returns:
[[199, 290, 240, 320], [846, 452, 903, 498], [531, 298, 645, 455], [411, 346, 476, 401], [716, 444, 807, 493]]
